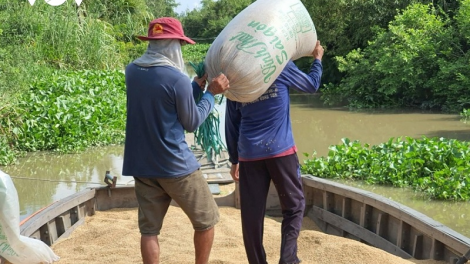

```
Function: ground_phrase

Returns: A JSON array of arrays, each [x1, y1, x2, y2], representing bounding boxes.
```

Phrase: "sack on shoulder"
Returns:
[[204, 0, 317, 103]]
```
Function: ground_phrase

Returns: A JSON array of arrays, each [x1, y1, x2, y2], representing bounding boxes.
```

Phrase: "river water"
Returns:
[[1, 94, 470, 237]]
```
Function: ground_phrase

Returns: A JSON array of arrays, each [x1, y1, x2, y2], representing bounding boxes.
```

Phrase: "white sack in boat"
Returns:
[[0, 170, 60, 264], [204, 0, 317, 103]]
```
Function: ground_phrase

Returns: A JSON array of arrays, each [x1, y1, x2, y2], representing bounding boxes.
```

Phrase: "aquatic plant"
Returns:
[[11, 70, 126, 153], [302, 136, 470, 201], [461, 108, 470, 123]]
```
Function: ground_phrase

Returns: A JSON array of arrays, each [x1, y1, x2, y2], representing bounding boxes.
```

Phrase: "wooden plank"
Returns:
[[208, 183, 220, 194], [203, 169, 234, 184], [302, 175, 470, 255], [85, 199, 96, 217], [360, 204, 371, 243], [70, 205, 79, 225], [376, 213, 388, 238], [94, 186, 138, 211], [214, 190, 236, 207], [341, 197, 351, 237], [56, 216, 66, 238], [412, 234, 423, 259], [20, 188, 96, 237], [360, 204, 367, 227], [397, 220, 404, 249], [323, 191, 334, 212], [54, 217, 86, 244], [29, 229, 41, 240], [39, 223, 51, 246], [308, 206, 413, 259], [342, 197, 351, 219], [431, 238, 445, 260], [47, 219, 59, 244], [304, 185, 314, 209]]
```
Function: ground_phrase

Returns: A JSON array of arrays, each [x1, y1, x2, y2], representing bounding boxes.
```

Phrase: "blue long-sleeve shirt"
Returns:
[[122, 63, 214, 178], [225, 59, 323, 164]]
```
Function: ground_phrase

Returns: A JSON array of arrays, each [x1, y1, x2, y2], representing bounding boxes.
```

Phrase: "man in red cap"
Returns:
[[122, 17, 230, 264]]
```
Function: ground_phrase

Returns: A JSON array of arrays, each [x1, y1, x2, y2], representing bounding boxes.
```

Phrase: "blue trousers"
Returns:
[[239, 154, 305, 264]]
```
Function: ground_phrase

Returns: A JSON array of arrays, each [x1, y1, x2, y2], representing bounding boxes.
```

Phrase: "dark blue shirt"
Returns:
[[122, 63, 214, 178], [225, 60, 323, 164]]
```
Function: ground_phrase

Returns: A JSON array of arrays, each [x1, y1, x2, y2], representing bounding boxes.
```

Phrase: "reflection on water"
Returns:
[[1, 94, 469, 237], [1, 145, 126, 221]]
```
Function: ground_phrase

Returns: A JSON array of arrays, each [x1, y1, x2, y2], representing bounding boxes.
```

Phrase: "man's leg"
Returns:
[[134, 177, 171, 264], [267, 154, 304, 264], [194, 226, 215, 264], [162, 170, 219, 264], [239, 160, 271, 264], [141, 235, 160, 264]]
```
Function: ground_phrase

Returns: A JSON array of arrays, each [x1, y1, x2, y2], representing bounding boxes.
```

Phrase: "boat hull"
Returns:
[[5, 175, 470, 264]]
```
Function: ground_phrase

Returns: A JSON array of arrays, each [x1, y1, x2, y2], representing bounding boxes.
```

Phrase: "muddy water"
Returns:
[[289, 94, 470, 158], [1, 94, 470, 237]]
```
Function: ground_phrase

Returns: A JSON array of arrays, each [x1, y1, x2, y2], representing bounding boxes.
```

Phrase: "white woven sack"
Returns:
[[204, 0, 317, 103], [0, 170, 60, 264]]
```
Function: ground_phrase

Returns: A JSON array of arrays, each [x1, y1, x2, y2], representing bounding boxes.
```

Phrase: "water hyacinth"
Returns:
[[302, 136, 470, 201]]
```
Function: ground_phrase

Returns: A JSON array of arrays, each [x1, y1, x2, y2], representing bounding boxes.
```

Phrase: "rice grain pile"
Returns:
[[51, 203, 446, 264]]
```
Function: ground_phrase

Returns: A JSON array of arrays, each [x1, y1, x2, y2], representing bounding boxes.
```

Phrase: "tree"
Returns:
[[181, 0, 254, 42], [322, 4, 458, 110]]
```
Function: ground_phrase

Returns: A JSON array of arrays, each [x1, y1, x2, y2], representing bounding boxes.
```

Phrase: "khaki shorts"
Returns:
[[134, 170, 219, 235]]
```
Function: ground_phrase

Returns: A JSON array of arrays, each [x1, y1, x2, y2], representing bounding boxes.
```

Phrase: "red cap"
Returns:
[[137, 17, 195, 44]]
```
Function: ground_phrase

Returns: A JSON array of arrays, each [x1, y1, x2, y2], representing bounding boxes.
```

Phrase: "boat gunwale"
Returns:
[[302, 175, 470, 262], [20, 188, 96, 238], [302, 175, 470, 251]]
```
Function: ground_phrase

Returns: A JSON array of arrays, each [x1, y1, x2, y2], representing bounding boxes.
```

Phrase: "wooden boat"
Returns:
[[2, 173, 470, 264]]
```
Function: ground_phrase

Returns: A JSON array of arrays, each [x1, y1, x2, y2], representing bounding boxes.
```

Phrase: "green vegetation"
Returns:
[[0, 1, 137, 96], [181, 0, 254, 42], [15, 70, 126, 152], [177, 0, 469, 113], [0, 0, 181, 97], [321, 1, 470, 112], [0, 70, 126, 164], [1, 0, 469, 202], [461, 109, 470, 122], [183, 44, 211, 65], [0, 54, 210, 166], [0, 0, 210, 165], [302, 137, 470, 201]]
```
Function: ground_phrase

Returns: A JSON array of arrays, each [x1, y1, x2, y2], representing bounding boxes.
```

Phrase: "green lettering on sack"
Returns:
[[0, 224, 5, 240], [276, 50, 288, 65], [289, 3, 315, 34], [247, 21, 260, 28], [264, 27, 277, 37], [275, 3, 315, 43], [0, 242, 19, 257], [247, 20, 285, 52], [261, 64, 276, 83], [229, 31, 277, 83], [230, 19, 291, 84]]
